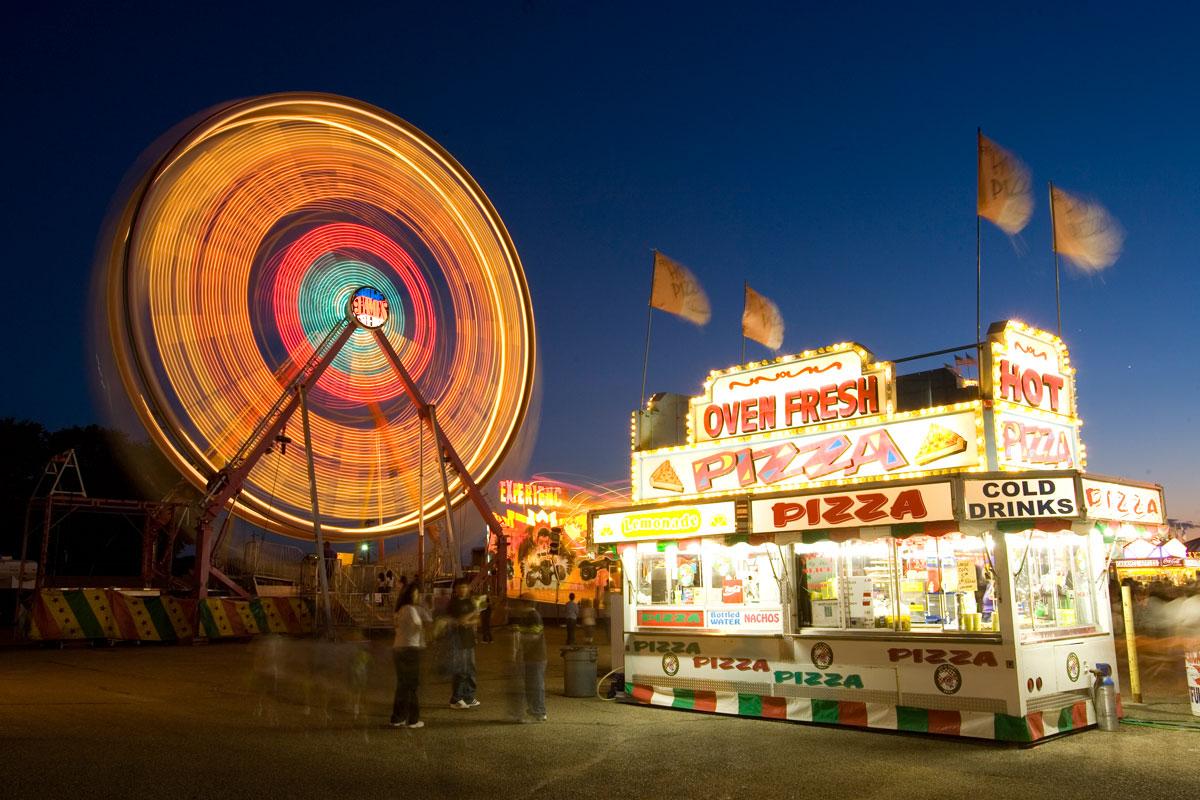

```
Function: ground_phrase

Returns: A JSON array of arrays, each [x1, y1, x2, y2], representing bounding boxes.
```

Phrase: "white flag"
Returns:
[[742, 285, 784, 349], [650, 252, 710, 325], [1051, 186, 1123, 272], [978, 132, 1034, 234]]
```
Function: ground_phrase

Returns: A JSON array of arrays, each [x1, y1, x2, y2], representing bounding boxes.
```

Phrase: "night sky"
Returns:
[[3, 3, 1197, 523]]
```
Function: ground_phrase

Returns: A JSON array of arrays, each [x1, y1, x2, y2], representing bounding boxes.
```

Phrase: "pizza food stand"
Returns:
[[590, 320, 1166, 743]]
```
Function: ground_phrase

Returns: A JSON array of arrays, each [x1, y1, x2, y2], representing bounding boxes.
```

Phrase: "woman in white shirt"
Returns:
[[391, 583, 432, 728]]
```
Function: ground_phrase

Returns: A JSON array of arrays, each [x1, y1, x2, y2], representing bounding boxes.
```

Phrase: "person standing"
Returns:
[[518, 605, 547, 722], [580, 598, 597, 644], [479, 589, 493, 644], [391, 583, 431, 729], [564, 592, 579, 645], [447, 580, 481, 709]]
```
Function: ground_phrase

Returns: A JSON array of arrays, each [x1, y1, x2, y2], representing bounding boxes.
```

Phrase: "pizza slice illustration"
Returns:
[[649, 459, 684, 492], [914, 424, 968, 466]]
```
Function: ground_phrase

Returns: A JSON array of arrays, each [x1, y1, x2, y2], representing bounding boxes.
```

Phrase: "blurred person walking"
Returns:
[[564, 592, 579, 645], [447, 579, 481, 708], [391, 583, 431, 729], [516, 604, 547, 721], [479, 588, 494, 643], [580, 598, 596, 644]]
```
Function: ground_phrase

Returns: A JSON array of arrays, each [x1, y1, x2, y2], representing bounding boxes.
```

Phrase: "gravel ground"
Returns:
[[2, 626, 1199, 800]]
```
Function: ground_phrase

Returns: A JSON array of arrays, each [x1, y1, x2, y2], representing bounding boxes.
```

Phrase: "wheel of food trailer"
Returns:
[[561, 646, 598, 697]]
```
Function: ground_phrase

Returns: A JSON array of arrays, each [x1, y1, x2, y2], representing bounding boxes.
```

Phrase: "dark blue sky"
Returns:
[[3, 2, 1197, 522]]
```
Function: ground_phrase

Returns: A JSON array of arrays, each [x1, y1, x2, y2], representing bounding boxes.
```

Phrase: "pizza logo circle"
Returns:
[[811, 642, 834, 669], [662, 653, 680, 677], [1066, 652, 1081, 682], [934, 664, 962, 695]]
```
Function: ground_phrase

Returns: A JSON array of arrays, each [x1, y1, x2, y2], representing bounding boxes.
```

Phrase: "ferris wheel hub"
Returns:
[[348, 285, 390, 329]]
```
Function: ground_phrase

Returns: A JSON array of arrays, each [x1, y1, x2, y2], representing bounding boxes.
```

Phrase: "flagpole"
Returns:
[[639, 251, 656, 409], [975, 128, 983, 378], [1048, 181, 1062, 336], [740, 281, 747, 364]]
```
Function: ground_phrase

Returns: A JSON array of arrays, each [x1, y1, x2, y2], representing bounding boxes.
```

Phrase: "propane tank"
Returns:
[[1091, 662, 1119, 732]]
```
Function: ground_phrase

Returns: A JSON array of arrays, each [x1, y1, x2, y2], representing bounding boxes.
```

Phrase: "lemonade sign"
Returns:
[[592, 501, 737, 544]]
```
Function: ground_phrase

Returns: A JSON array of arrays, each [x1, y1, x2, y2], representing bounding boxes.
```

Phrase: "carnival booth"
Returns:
[[591, 320, 1167, 743]]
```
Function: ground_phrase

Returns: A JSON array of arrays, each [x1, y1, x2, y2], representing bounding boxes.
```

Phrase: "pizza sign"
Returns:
[[635, 406, 981, 501], [689, 343, 893, 443], [752, 482, 954, 532], [1081, 479, 1165, 524]]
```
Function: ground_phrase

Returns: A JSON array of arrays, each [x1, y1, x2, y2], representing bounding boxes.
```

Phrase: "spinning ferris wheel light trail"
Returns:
[[100, 93, 536, 603]]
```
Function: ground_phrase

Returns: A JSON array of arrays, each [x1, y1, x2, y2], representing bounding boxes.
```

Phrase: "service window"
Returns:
[[1008, 530, 1099, 640], [895, 533, 997, 633], [633, 541, 703, 606], [795, 532, 996, 635]]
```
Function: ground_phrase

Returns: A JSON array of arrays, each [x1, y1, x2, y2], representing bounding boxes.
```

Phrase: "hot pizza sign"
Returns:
[[689, 343, 894, 443], [988, 321, 1075, 418], [635, 405, 982, 501], [994, 409, 1081, 471]]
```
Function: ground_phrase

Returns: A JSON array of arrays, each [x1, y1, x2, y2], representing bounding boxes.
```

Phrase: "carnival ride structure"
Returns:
[[94, 93, 536, 623]]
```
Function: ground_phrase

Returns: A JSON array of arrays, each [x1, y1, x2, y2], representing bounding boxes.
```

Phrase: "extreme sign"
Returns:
[[635, 404, 981, 502], [689, 343, 894, 443], [752, 482, 954, 532]]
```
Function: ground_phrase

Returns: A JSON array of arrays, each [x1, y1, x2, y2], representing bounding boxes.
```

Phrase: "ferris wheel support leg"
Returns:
[[300, 385, 335, 635], [370, 329, 508, 589], [428, 405, 461, 577]]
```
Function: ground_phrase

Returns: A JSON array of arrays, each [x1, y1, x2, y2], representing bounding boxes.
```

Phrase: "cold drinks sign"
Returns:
[[963, 477, 1078, 520]]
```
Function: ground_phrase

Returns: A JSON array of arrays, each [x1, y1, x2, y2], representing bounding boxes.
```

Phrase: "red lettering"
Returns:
[[854, 492, 888, 522], [823, 495, 855, 524], [836, 381, 858, 418], [889, 488, 928, 521], [819, 384, 838, 419], [842, 430, 907, 476], [734, 448, 756, 487], [703, 405, 723, 438], [693, 452, 739, 491], [772, 502, 804, 528], [784, 391, 803, 427], [721, 403, 738, 435], [740, 400, 757, 433], [1042, 373, 1063, 412], [758, 396, 776, 431], [797, 434, 853, 480], [860, 376, 879, 415], [998, 360, 1021, 403], [1020, 369, 1044, 407], [799, 390, 819, 423], [805, 498, 821, 526], [755, 442, 799, 484]]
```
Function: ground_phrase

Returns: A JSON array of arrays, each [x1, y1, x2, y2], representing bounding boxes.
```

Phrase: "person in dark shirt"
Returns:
[[447, 579, 480, 709], [517, 605, 547, 722]]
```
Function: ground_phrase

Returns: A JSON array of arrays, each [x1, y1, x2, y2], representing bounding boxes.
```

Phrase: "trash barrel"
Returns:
[[561, 646, 598, 697]]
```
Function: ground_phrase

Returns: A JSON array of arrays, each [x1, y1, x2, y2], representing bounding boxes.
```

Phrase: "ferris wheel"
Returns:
[[100, 93, 536, 588]]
